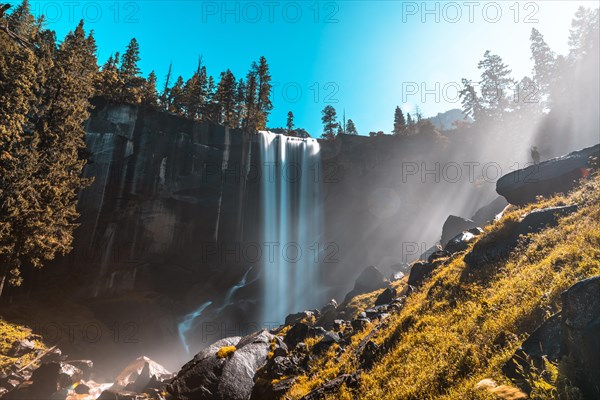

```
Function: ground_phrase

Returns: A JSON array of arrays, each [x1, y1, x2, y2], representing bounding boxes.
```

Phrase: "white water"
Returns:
[[177, 301, 213, 355], [259, 131, 324, 326], [216, 266, 258, 315]]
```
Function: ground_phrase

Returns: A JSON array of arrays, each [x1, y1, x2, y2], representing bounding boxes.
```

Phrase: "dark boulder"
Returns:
[[359, 340, 381, 369], [503, 313, 562, 381], [3, 362, 82, 400], [408, 261, 441, 289], [284, 323, 310, 349], [251, 377, 297, 400], [375, 287, 397, 306], [315, 301, 339, 331], [465, 205, 578, 268], [168, 330, 276, 400], [496, 144, 599, 205], [113, 356, 171, 393], [351, 318, 370, 332], [471, 196, 509, 226], [285, 311, 314, 326], [313, 332, 341, 354], [343, 266, 388, 303], [441, 215, 479, 247], [503, 276, 600, 398], [561, 276, 600, 398]]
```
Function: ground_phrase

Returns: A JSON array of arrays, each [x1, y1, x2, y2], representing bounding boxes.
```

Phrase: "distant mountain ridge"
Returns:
[[427, 108, 472, 131]]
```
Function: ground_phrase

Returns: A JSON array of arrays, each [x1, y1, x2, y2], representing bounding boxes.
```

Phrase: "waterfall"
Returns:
[[216, 266, 258, 315], [259, 131, 323, 326], [178, 301, 213, 355]]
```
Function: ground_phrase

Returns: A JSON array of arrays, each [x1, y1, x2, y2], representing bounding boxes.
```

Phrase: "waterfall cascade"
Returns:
[[259, 131, 324, 327]]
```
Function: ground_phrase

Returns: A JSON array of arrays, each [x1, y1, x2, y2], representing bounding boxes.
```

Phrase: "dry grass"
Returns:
[[286, 175, 600, 399]]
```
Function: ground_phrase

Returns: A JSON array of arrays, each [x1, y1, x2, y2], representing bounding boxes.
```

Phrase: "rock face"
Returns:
[[465, 205, 578, 268], [168, 330, 277, 400], [470, 196, 509, 226], [496, 144, 599, 205]]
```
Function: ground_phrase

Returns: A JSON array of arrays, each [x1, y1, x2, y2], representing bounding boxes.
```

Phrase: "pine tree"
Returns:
[[321, 105, 338, 139], [119, 38, 143, 104], [477, 50, 515, 121], [141, 70, 159, 106], [234, 78, 246, 128], [169, 76, 185, 115], [459, 78, 483, 122], [183, 67, 208, 120], [96, 53, 122, 101], [255, 56, 273, 130], [393, 106, 406, 135], [286, 111, 294, 134], [530, 28, 556, 104], [215, 69, 237, 128], [244, 66, 258, 130], [406, 112, 415, 132], [346, 119, 358, 135]]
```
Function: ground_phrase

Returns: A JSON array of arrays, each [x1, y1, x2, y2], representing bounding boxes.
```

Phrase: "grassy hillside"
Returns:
[[286, 175, 600, 400]]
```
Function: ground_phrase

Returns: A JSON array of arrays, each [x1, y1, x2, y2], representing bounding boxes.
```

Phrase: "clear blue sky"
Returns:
[[31, 0, 596, 135]]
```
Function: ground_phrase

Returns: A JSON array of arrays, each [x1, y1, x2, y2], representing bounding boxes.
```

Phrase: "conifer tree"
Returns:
[[141, 70, 159, 106], [286, 111, 294, 134], [255, 56, 273, 130], [216, 69, 237, 128], [119, 38, 143, 104], [234, 78, 246, 128], [459, 78, 483, 122], [169, 76, 185, 115], [530, 28, 556, 104], [477, 50, 515, 121], [321, 105, 338, 139], [346, 119, 358, 135], [393, 106, 406, 135], [244, 66, 259, 130]]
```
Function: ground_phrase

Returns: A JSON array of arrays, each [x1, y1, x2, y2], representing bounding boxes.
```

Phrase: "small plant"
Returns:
[[216, 345, 236, 359]]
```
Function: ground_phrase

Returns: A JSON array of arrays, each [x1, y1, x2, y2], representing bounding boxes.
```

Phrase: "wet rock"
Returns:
[[74, 383, 91, 394], [315, 301, 339, 331], [343, 266, 388, 302], [441, 215, 479, 246], [251, 376, 297, 400], [375, 287, 397, 306], [497, 144, 599, 205]]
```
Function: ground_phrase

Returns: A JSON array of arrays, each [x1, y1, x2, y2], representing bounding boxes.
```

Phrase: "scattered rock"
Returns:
[[285, 311, 314, 326], [351, 318, 370, 332], [313, 332, 341, 354], [113, 356, 171, 392], [408, 261, 441, 289], [496, 144, 599, 205]]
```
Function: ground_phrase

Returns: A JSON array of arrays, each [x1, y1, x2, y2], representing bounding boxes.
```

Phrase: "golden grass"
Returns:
[[0, 318, 46, 373], [286, 175, 600, 399]]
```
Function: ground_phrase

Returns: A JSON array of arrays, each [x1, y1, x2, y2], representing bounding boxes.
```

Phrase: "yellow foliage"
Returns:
[[216, 345, 236, 359]]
